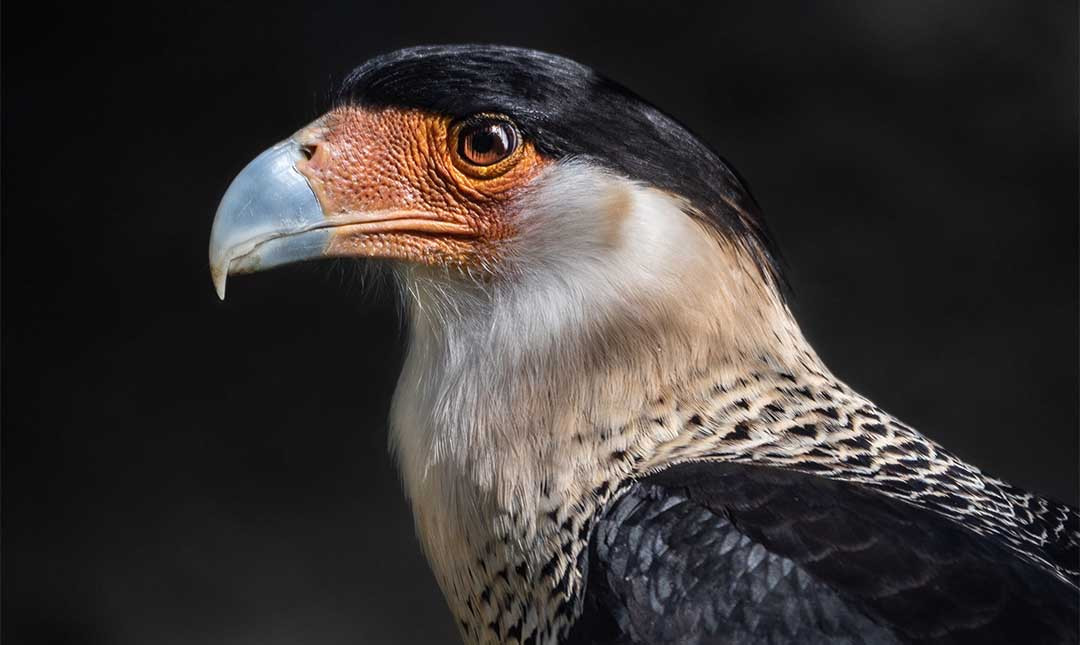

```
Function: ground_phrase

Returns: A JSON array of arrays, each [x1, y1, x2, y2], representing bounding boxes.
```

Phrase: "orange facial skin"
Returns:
[[294, 106, 549, 271]]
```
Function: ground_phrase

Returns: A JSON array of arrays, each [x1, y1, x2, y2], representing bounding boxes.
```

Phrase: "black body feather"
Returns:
[[565, 463, 1079, 644]]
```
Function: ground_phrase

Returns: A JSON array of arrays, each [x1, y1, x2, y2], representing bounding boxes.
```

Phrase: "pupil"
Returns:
[[473, 129, 497, 154]]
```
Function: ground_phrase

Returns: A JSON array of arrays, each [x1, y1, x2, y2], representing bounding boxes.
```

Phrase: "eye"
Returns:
[[457, 118, 519, 167]]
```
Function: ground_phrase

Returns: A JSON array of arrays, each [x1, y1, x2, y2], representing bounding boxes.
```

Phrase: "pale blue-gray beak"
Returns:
[[208, 139, 327, 300]]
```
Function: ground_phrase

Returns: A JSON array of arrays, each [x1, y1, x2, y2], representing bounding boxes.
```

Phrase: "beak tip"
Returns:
[[211, 266, 228, 300]]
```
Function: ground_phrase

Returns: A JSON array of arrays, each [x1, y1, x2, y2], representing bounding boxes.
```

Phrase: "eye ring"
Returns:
[[450, 115, 524, 178]]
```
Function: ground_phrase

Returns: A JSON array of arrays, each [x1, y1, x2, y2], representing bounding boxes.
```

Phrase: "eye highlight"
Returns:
[[451, 116, 522, 177]]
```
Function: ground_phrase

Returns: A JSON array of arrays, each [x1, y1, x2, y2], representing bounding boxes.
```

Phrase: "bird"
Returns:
[[208, 45, 1079, 644]]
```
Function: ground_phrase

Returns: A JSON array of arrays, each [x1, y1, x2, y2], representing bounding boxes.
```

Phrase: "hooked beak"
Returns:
[[209, 132, 479, 300], [208, 139, 327, 300]]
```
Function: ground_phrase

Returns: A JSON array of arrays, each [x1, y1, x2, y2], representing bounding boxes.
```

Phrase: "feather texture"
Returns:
[[566, 463, 1077, 644]]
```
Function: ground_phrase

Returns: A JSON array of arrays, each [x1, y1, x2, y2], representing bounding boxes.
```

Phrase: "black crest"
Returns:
[[337, 44, 782, 286]]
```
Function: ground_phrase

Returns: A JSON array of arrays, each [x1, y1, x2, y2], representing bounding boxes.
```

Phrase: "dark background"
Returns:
[[3, 1, 1077, 643]]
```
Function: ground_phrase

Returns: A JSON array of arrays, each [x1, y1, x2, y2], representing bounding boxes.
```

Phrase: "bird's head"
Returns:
[[211, 45, 794, 370]]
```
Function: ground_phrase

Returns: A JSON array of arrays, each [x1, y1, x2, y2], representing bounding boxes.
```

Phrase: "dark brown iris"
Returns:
[[458, 120, 518, 166]]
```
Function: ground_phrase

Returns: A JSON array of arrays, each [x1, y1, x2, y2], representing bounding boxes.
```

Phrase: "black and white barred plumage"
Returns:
[[564, 368, 1078, 644]]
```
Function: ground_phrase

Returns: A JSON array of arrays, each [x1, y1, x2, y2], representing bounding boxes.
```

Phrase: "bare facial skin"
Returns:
[[295, 106, 549, 271]]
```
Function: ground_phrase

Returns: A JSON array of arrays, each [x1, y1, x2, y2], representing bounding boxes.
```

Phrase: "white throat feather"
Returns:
[[387, 162, 812, 641]]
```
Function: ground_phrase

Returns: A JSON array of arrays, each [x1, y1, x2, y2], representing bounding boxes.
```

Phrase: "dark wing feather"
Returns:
[[565, 462, 1078, 645]]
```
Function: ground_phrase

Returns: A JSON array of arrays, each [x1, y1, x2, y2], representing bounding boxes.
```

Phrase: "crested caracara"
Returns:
[[208, 45, 1079, 645]]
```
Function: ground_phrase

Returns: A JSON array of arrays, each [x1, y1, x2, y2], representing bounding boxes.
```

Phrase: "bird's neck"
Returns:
[[389, 216, 824, 642], [395, 322, 1077, 645], [386, 181, 1076, 644]]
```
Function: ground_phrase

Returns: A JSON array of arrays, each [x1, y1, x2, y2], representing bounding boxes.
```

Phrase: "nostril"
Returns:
[[299, 143, 316, 160]]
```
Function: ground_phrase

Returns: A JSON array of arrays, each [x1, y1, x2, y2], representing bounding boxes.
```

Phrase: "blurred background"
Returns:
[[3, 1, 1076, 643]]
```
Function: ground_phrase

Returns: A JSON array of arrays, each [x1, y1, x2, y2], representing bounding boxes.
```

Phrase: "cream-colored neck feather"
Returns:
[[388, 163, 819, 643], [381, 163, 1077, 644]]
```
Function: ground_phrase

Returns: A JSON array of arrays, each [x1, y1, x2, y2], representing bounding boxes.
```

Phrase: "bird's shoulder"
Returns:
[[565, 460, 1079, 645]]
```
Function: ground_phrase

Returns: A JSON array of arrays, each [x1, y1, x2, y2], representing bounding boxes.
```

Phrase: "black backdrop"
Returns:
[[4, 1, 1077, 643]]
